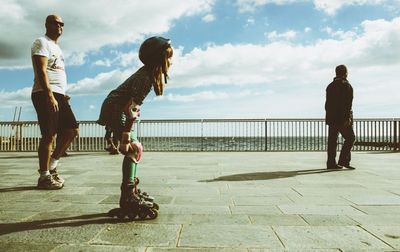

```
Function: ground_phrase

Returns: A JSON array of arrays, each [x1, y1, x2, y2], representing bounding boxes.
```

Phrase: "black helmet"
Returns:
[[139, 36, 171, 66]]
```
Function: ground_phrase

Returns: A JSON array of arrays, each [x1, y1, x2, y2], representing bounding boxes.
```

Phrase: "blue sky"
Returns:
[[1, 0, 399, 121]]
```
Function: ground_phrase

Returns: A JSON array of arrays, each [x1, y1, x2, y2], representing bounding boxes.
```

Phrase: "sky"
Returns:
[[0, 0, 399, 122]]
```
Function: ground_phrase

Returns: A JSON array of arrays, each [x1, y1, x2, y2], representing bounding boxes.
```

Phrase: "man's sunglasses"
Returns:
[[53, 21, 64, 27]]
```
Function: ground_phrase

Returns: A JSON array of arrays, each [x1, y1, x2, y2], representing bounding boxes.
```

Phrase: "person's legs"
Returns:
[[32, 92, 63, 189], [38, 134, 55, 172], [327, 125, 340, 168], [122, 156, 136, 184], [49, 93, 79, 184], [338, 125, 356, 167], [110, 108, 124, 153], [52, 128, 79, 159], [104, 126, 113, 151]]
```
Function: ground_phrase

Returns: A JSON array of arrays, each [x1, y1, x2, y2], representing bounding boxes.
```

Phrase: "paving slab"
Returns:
[[178, 224, 283, 248], [300, 214, 359, 226], [54, 244, 145, 252], [93, 223, 181, 247], [0, 151, 399, 251], [361, 225, 400, 249], [273, 226, 392, 250], [0, 242, 58, 252]]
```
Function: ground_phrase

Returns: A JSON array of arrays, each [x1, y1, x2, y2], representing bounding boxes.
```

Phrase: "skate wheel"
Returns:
[[117, 211, 126, 220], [138, 210, 147, 220], [108, 208, 121, 217], [148, 209, 158, 219], [127, 212, 137, 221], [152, 203, 160, 210]]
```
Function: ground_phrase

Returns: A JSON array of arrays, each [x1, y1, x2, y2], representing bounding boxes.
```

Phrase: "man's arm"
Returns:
[[343, 85, 354, 127], [32, 55, 59, 112]]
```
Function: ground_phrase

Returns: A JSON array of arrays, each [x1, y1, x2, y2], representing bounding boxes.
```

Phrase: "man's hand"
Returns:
[[48, 95, 59, 112], [343, 118, 352, 127]]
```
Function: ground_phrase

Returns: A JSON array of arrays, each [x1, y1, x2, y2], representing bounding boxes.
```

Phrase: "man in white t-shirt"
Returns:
[[31, 14, 79, 189]]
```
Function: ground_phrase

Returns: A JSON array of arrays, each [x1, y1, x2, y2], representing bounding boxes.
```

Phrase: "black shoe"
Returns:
[[327, 164, 343, 170], [338, 162, 356, 169]]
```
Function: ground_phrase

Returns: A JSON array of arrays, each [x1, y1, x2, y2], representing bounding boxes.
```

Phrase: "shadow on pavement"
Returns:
[[0, 213, 123, 236], [200, 168, 347, 182], [0, 186, 37, 192], [362, 150, 400, 154], [0, 155, 38, 159]]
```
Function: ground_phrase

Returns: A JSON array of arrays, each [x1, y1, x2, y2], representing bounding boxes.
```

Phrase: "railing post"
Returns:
[[77, 133, 81, 152], [18, 123, 23, 151], [264, 119, 268, 151], [394, 119, 398, 151], [201, 119, 204, 152]]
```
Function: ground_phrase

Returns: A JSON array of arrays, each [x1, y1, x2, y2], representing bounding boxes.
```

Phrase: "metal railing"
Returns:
[[1, 118, 399, 152]]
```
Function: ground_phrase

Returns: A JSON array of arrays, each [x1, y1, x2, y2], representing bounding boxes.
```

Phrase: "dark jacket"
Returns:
[[325, 77, 353, 126], [97, 66, 152, 127]]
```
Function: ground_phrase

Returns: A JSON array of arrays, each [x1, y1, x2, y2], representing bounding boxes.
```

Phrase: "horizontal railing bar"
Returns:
[[2, 118, 400, 125]]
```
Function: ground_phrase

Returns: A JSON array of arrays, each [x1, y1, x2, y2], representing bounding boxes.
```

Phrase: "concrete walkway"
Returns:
[[0, 151, 400, 251]]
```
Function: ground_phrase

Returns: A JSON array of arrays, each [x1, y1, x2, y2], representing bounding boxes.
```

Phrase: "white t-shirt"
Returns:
[[31, 36, 67, 95]]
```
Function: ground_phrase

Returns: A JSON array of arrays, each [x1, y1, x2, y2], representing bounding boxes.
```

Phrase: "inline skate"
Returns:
[[108, 177, 159, 220]]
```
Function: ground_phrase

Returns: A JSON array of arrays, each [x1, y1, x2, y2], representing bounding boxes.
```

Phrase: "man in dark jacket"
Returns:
[[325, 65, 356, 169]]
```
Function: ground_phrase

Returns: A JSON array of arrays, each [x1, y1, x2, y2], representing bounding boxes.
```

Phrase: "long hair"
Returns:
[[150, 46, 173, 96]]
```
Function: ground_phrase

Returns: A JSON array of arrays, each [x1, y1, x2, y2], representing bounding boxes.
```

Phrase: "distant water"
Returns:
[[4, 136, 396, 152], [79, 136, 394, 152]]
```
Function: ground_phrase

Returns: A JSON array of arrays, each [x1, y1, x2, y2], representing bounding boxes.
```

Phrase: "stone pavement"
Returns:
[[0, 151, 400, 251]]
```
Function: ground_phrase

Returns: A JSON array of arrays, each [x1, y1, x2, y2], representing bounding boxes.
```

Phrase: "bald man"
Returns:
[[31, 14, 79, 189]]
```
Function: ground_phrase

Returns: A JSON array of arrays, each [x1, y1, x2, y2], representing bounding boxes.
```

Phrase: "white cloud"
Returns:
[[202, 14, 216, 23], [169, 17, 400, 92], [0, 87, 32, 108], [155, 90, 253, 103], [92, 51, 140, 68], [314, 0, 387, 16], [2, 17, 400, 118], [235, 0, 394, 15], [66, 69, 133, 96], [94, 59, 112, 67], [0, 0, 215, 69], [118, 51, 140, 68], [0, 0, 26, 22], [265, 30, 297, 41], [322, 26, 358, 40], [246, 17, 256, 26], [236, 0, 300, 12]]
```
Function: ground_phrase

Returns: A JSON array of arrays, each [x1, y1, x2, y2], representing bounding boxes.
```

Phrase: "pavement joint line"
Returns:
[[358, 225, 396, 250], [175, 224, 184, 248], [271, 225, 286, 249], [298, 214, 310, 225]]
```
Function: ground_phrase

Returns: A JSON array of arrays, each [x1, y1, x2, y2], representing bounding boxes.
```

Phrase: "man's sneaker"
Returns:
[[338, 162, 356, 170], [37, 175, 63, 190], [50, 168, 65, 185], [327, 164, 343, 170]]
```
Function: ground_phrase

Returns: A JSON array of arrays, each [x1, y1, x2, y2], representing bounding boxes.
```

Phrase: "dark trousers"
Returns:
[[327, 124, 356, 166]]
